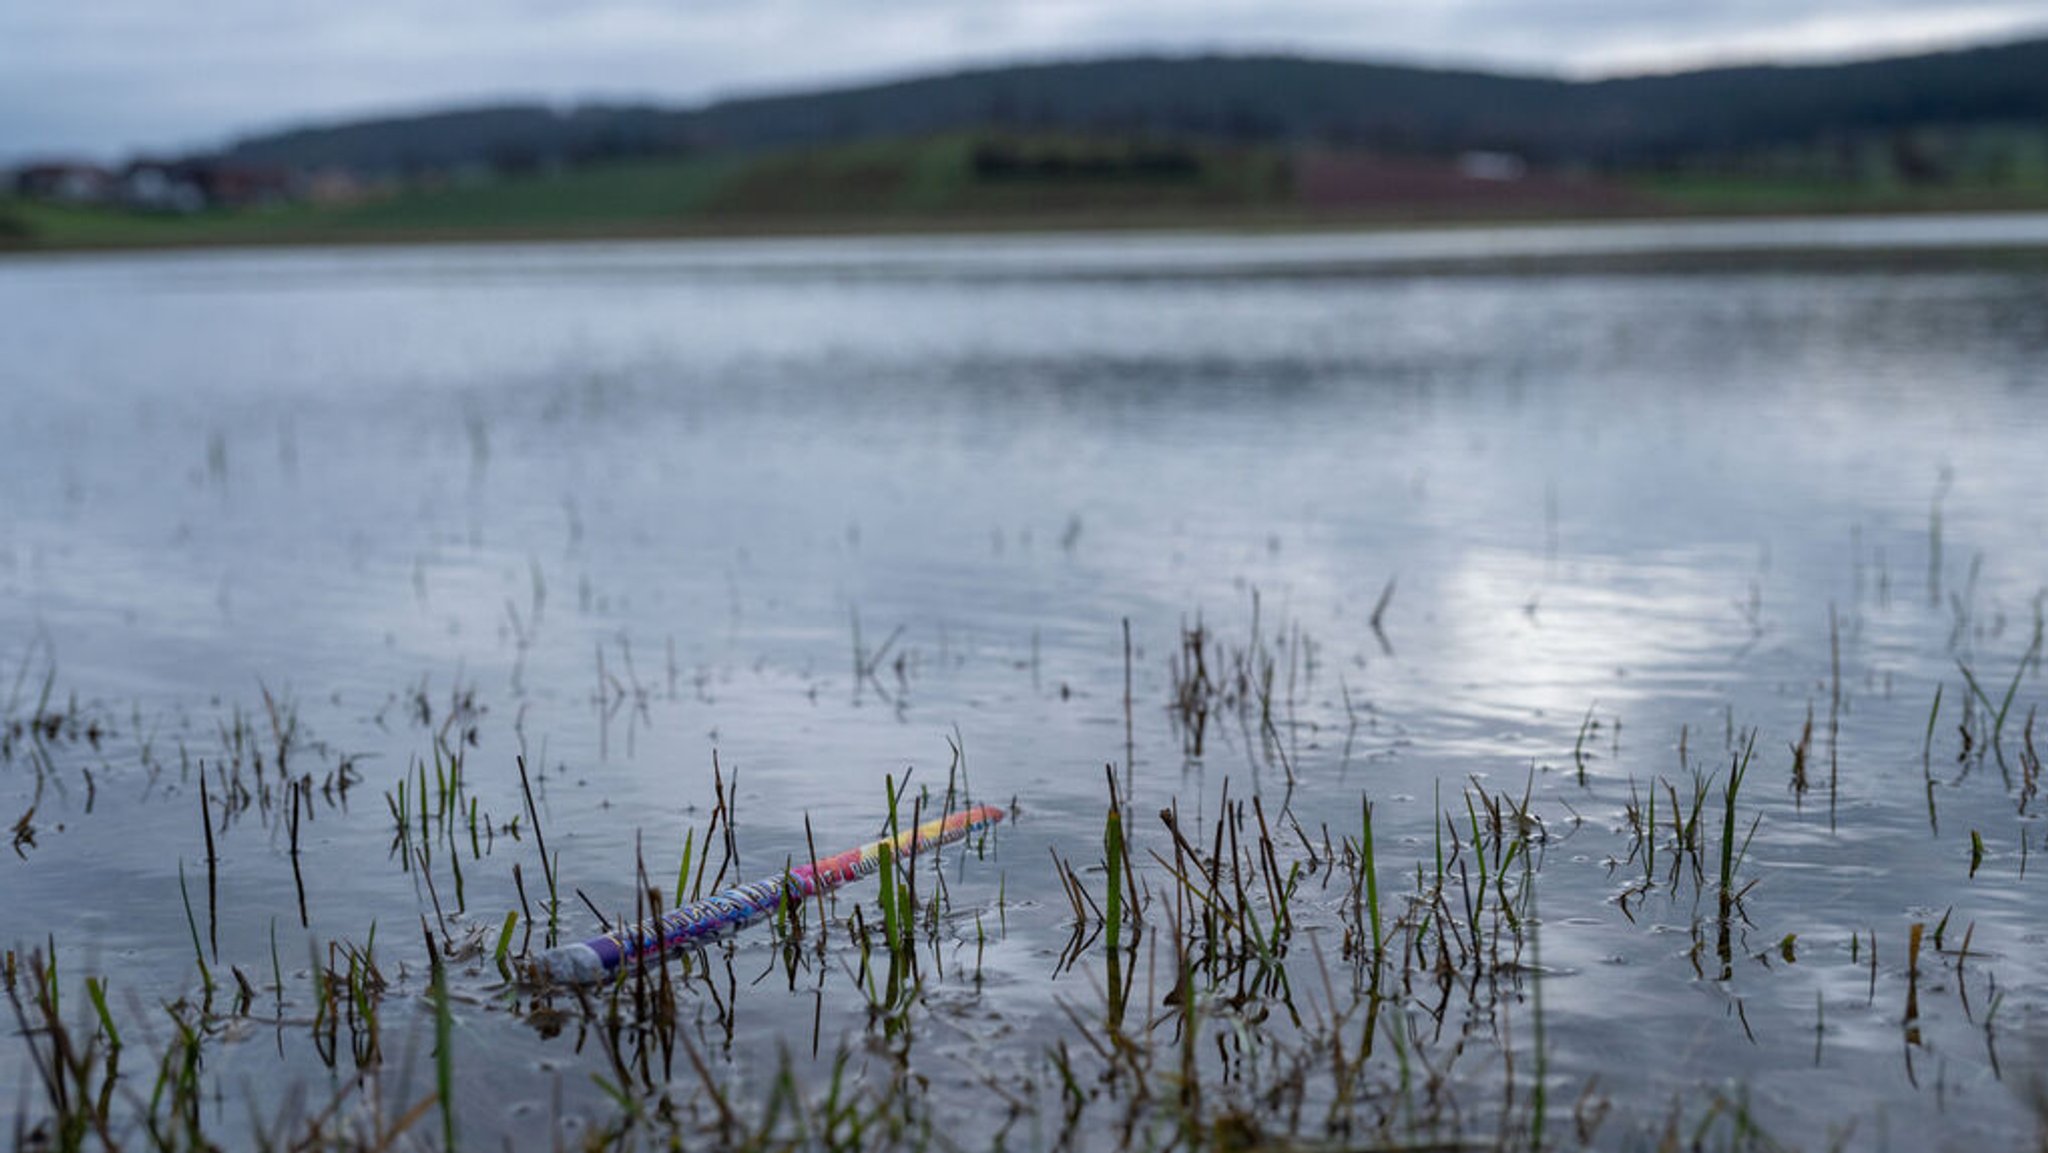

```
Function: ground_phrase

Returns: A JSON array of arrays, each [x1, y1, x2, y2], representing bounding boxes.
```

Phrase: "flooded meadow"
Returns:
[[6, 216, 2048, 1150]]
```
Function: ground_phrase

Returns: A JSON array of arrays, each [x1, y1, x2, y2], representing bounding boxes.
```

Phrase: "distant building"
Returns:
[[1457, 151, 1527, 182], [302, 167, 378, 206], [191, 162, 294, 208], [14, 162, 114, 203], [120, 160, 208, 213], [12, 156, 296, 212]]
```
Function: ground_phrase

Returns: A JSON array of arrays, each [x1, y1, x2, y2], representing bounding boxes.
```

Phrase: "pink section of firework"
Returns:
[[795, 803, 1002, 890]]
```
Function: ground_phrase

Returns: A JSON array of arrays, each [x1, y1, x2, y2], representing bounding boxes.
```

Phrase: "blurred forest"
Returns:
[[220, 40, 2048, 182]]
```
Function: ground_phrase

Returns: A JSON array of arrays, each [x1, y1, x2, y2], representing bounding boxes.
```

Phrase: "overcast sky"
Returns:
[[5, 0, 2047, 163]]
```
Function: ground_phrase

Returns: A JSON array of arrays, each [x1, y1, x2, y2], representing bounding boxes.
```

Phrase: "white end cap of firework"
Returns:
[[533, 942, 609, 984]]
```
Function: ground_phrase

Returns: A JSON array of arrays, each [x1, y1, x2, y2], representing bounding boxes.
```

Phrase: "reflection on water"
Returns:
[[3, 217, 2048, 1148]]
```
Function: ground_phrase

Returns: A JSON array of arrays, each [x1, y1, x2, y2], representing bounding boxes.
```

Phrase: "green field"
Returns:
[[1632, 171, 2048, 215], [0, 155, 747, 250], [8, 135, 2048, 254]]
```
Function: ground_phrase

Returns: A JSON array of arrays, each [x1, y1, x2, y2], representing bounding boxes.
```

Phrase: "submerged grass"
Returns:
[[6, 541, 2044, 1151], [0, 711, 1997, 1152]]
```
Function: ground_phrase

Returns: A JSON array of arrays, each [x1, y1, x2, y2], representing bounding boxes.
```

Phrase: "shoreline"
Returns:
[[9, 187, 2048, 258], [8, 204, 2048, 274]]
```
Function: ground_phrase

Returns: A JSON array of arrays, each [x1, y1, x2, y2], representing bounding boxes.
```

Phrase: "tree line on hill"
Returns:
[[211, 37, 2048, 184]]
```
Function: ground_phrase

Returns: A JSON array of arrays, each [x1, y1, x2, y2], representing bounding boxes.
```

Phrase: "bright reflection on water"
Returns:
[[4, 218, 2048, 1149]]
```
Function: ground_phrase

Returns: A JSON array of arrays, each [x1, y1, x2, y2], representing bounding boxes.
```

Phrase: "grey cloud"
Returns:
[[4, 0, 2044, 162]]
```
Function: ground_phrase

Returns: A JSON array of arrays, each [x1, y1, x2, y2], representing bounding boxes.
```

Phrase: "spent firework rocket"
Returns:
[[534, 803, 1005, 983]]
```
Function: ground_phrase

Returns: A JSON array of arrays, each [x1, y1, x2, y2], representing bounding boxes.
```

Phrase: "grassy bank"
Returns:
[[0, 137, 1292, 252], [7, 135, 2048, 254], [1634, 170, 2048, 215]]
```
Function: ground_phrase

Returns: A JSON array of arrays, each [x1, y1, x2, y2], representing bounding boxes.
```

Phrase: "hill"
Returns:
[[218, 38, 2048, 176]]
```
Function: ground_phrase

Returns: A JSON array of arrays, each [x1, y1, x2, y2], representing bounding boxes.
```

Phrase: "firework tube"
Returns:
[[534, 803, 1005, 983]]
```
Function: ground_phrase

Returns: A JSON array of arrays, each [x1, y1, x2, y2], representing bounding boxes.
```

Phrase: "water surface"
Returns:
[[5, 215, 2048, 1149]]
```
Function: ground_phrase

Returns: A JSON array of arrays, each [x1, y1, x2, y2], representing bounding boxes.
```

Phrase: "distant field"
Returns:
[[1634, 171, 2048, 214], [9, 136, 2048, 253]]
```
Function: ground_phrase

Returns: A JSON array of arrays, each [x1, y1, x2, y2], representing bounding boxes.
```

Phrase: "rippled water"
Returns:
[[5, 216, 2048, 1149]]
